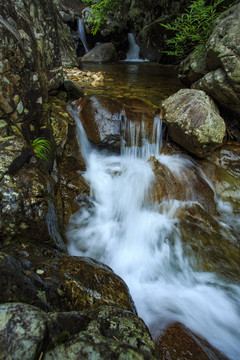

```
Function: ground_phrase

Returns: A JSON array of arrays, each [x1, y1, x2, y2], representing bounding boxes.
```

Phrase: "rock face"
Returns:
[[178, 3, 240, 118], [0, 303, 158, 360], [80, 43, 118, 63], [0, 0, 77, 139], [160, 89, 226, 158]]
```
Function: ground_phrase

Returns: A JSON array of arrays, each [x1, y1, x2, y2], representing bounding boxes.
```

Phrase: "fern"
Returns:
[[30, 138, 51, 160]]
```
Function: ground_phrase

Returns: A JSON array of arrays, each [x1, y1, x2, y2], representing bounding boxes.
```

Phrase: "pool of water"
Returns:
[[79, 62, 184, 106]]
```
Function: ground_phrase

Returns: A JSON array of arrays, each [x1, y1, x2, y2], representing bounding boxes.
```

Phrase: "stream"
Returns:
[[66, 63, 240, 360]]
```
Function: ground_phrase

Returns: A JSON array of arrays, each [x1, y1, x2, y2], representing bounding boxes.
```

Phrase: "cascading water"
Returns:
[[77, 17, 89, 53], [67, 101, 240, 360], [125, 33, 148, 62]]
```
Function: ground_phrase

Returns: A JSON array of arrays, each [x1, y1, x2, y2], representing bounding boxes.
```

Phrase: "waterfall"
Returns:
[[67, 101, 240, 360], [77, 17, 89, 53], [125, 33, 148, 62]]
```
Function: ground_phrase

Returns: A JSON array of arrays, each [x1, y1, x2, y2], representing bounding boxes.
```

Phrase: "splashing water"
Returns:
[[67, 102, 240, 360]]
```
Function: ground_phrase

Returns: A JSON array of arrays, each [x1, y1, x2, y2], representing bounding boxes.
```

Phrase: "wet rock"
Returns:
[[199, 144, 240, 210], [150, 156, 217, 215], [160, 89, 226, 158], [78, 95, 156, 149], [156, 322, 228, 360], [80, 43, 118, 63], [0, 303, 158, 360], [49, 95, 89, 224], [178, 203, 240, 281], [0, 252, 136, 313]]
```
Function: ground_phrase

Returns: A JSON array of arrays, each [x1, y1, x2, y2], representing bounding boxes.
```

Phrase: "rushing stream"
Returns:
[[66, 68, 240, 360]]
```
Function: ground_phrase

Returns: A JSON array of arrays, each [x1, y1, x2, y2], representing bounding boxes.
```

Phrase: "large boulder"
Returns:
[[0, 251, 136, 313], [160, 89, 226, 158], [80, 43, 118, 63]]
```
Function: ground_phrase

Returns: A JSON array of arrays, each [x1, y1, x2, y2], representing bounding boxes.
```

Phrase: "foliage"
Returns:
[[82, 0, 121, 34], [30, 138, 51, 160], [161, 0, 231, 57]]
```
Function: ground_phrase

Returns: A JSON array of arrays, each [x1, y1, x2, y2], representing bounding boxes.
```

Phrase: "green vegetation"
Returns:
[[82, 0, 121, 34], [30, 138, 51, 160], [161, 0, 231, 57]]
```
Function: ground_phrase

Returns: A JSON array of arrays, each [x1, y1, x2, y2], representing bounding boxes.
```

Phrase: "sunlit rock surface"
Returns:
[[160, 89, 226, 158]]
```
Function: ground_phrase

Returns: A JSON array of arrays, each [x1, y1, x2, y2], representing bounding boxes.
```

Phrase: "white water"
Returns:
[[125, 33, 149, 62], [67, 102, 240, 360], [77, 17, 89, 53]]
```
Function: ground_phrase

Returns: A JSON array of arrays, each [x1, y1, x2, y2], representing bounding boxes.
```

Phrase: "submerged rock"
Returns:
[[160, 89, 226, 158], [80, 43, 118, 63]]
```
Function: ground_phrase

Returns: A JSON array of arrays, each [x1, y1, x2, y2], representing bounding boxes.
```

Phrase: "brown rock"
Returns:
[[156, 322, 229, 360]]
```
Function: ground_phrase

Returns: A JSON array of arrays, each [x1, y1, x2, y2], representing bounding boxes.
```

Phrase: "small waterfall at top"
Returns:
[[66, 101, 240, 360], [77, 17, 89, 53], [125, 33, 148, 62]]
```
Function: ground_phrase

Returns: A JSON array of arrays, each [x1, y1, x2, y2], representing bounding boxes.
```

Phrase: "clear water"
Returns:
[[67, 102, 240, 360]]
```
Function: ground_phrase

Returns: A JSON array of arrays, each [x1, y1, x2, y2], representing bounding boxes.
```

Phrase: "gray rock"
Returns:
[[178, 46, 208, 86], [44, 306, 158, 360], [192, 68, 240, 116], [160, 89, 226, 158], [80, 43, 118, 63], [0, 303, 47, 360]]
